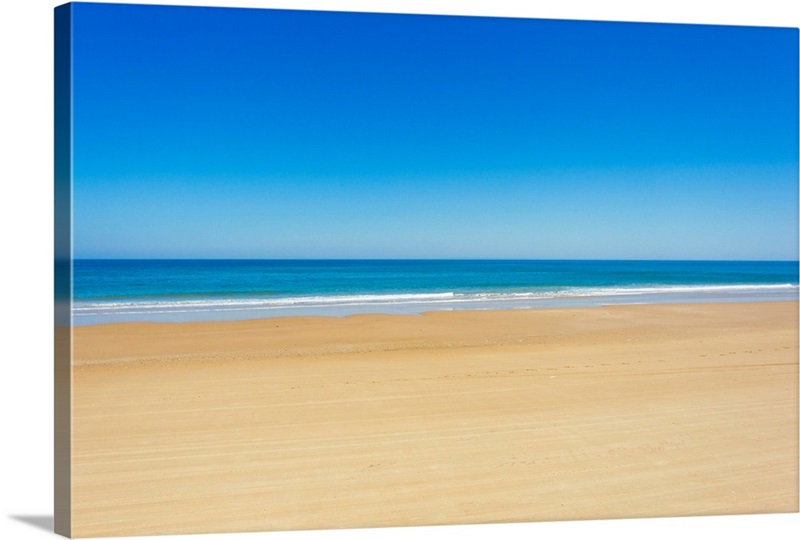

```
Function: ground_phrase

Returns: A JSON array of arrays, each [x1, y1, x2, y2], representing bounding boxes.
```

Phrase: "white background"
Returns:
[[0, 1, 797, 539]]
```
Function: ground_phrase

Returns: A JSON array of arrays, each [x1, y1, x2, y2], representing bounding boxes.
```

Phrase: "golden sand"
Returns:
[[70, 301, 799, 537]]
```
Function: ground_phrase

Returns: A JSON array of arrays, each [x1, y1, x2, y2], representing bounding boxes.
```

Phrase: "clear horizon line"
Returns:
[[71, 257, 800, 263]]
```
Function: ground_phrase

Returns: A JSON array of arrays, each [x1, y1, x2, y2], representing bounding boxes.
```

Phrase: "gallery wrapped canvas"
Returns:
[[55, 2, 799, 538]]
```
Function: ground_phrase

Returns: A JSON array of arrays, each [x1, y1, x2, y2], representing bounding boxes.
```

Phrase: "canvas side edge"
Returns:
[[54, 3, 73, 537]]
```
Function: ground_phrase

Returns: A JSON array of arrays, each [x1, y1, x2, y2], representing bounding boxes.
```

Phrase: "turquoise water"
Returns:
[[72, 259, 799, 325]]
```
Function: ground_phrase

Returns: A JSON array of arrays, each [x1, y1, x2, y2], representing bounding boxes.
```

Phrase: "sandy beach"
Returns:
[[70, 301, 799, 537]]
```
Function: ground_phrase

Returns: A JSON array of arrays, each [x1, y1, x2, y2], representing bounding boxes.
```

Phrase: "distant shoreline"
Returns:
[[71, 286, 799, 326], [69, 259, 799, 325]]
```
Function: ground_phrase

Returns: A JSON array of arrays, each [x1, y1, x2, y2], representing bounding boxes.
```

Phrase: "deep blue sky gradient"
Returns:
[[71, 3, 799, 259]]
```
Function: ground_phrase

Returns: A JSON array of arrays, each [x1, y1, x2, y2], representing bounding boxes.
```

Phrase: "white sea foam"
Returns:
[[72, 283, 799, 318], [72, 292, 459, 315]]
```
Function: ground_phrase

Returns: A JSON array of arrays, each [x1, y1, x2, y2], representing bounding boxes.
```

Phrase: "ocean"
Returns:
[[71, 259, 799, 325]]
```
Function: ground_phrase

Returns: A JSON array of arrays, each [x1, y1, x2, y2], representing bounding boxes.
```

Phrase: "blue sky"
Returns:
[[71, 3, 798, 260]]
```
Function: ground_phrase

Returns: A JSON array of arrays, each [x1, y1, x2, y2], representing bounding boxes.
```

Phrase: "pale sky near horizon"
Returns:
[[69, 3, 799, 260]]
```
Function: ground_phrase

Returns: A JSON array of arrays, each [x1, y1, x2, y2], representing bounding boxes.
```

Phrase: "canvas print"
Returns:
[[54, 2, 799, 538]]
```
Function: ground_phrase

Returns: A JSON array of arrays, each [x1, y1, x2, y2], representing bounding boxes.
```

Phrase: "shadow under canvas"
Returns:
[[9, 515, 54, 534]]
